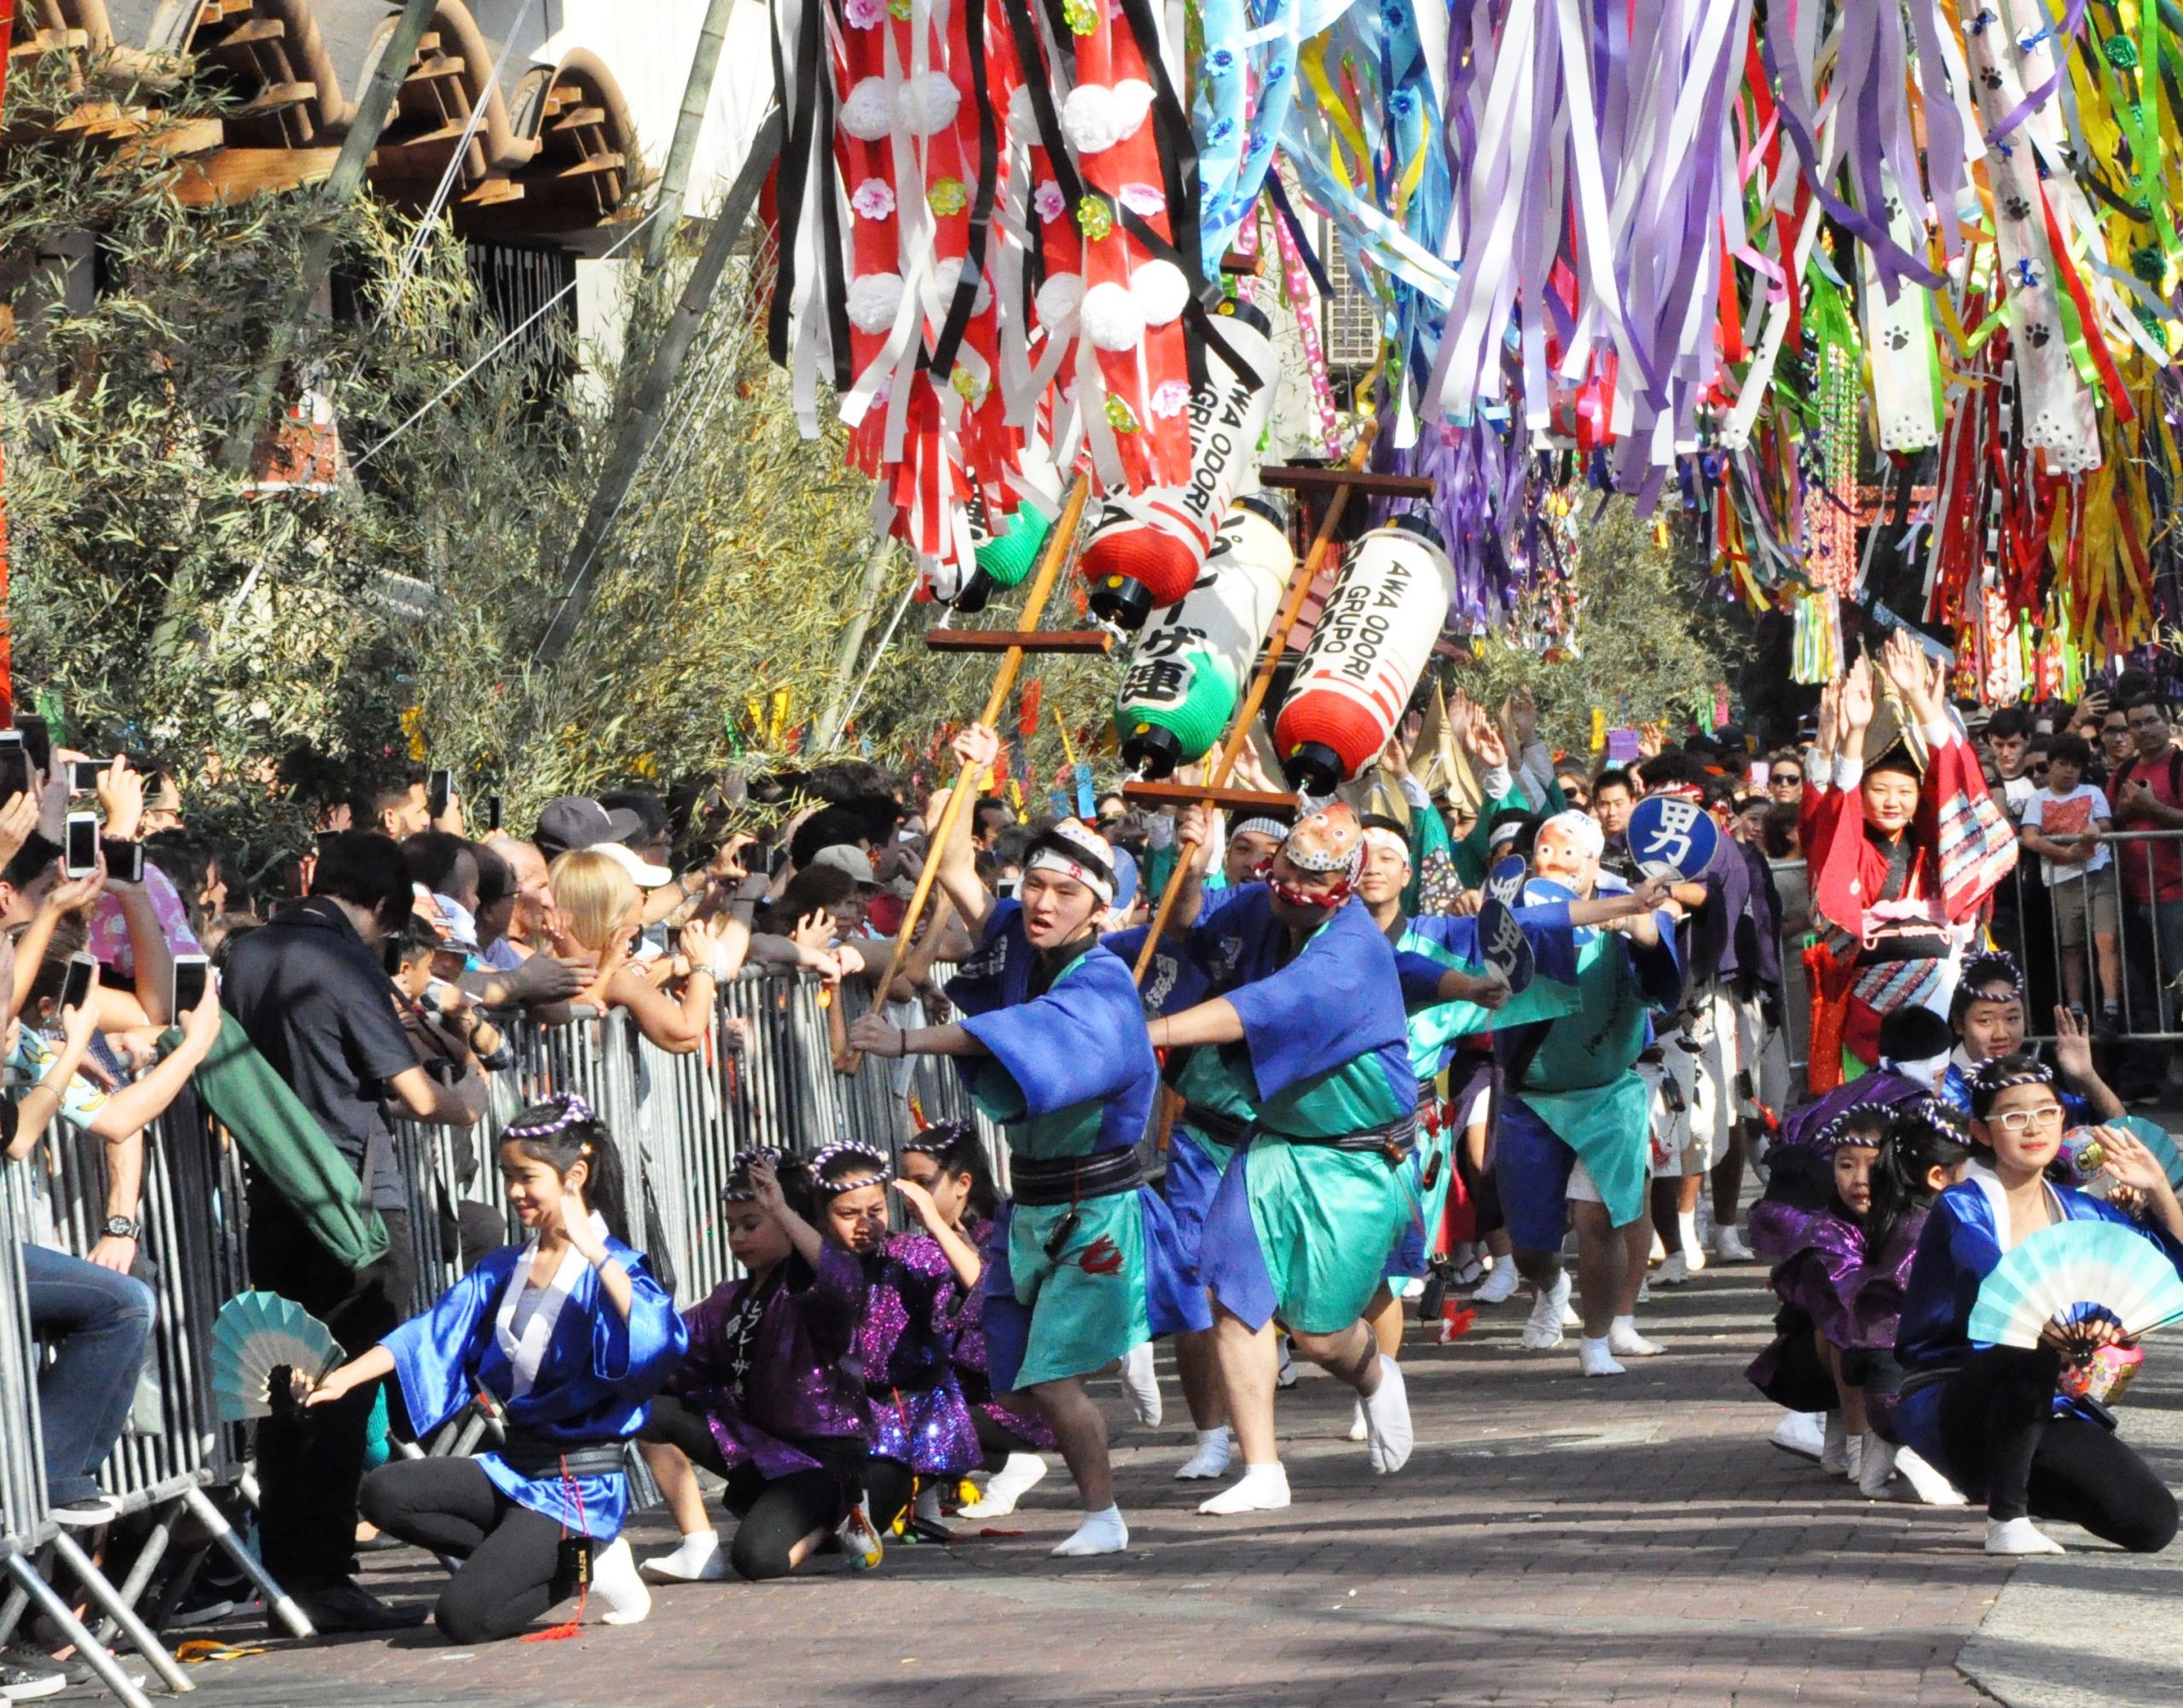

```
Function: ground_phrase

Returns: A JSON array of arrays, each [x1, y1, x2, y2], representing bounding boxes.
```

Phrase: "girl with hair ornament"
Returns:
[[1895, 1056, 2183, 1555], [635, 1150, 872, 1584], [310, 1097, 686, 1644], [848, 724, 1206, 1559]]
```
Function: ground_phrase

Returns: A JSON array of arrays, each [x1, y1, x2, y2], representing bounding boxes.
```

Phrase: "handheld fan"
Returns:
[[2114, 1117, 2183, 1192], [1966, 1222, 2183, 1362], [211, 1291, 344, 1422]]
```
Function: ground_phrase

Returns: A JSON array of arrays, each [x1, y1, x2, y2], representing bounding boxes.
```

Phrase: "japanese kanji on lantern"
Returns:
[[1113, 489, 1292, 776], [1273, 515, 1456, 795], [1081, 300, 1279, 629]]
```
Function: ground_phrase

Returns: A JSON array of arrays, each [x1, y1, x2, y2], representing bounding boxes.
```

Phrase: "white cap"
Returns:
[[594, 842, 675, 888]]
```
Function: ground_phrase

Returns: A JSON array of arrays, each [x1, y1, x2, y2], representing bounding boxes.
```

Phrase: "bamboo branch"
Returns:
[[532, 107, 784, 667], [1132, 420, 1380, 984]]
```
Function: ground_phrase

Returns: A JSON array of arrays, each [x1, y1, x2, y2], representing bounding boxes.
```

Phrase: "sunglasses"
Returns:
[[1771, 773, 1802, 786]]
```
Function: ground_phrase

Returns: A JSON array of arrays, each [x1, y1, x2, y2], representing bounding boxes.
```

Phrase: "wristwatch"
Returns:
[[101, 1216, 140, 1241]]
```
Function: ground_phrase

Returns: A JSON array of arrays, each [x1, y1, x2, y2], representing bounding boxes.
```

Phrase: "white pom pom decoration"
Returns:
[[1131, 259, 1190, 326], [935, 258, 993, 314], [1035, 272, 1086, 325], [1109, 80, 1155, 137], [1080, 281, 1144, 350], [1007, 84, 1037, 134], [1060, 84, 1120, 154], [848, 271, 906, 333], [840, 77, 896, 141], [899, 72, 961, 136]]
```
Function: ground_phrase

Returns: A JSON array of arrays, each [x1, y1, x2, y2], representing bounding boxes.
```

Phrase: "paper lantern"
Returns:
[[1274, 515, 1456, 794], [1114, 491, 1292, 776], [1080, 301, 1278, 629]]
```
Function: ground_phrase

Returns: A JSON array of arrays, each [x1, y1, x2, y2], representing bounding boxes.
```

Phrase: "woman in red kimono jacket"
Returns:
[[1800, 634, 2018, 1091]]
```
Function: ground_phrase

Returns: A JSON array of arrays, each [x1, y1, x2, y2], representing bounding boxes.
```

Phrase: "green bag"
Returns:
[[161, 1013, 391, 1271]]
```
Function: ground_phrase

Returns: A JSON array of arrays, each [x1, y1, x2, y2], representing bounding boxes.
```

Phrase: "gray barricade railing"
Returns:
[[1769, 827, 2183, 1084], [396, 967, 1016, 1320], [0, 1094, 307, 1706]]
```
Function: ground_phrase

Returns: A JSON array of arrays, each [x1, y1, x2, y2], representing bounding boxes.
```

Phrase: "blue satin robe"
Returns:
[[384, 1238, 688, 1538]]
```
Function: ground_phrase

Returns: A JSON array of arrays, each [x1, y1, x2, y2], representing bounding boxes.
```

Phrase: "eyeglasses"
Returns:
[[1989, 1105, 2065, 1133], [1771, 773, 1802, 787]]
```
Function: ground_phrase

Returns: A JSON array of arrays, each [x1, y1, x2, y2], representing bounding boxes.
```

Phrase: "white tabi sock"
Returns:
[[1607, 1315, 1660, 1357], [1051, 1504, 1129, 1557], [640, 1530, 727, 1584], [1197, 1463, 1292, 1516], [914, 1483, 947, 1526], [1361, 1355, 1413, 1474], [961, 1453, 1048, 1517], [592, 1537, 651, 1625], [1174, 1428, 1233, 1481], [1120, 1341, 1164, 1427]]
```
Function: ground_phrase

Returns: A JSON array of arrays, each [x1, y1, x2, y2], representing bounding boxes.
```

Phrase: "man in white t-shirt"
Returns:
[[2019, 732, 2120, 1024]]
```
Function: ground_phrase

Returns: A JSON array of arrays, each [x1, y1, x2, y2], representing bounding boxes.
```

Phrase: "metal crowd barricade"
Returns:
[[1983, 826, 2183, 1046], [0, 1100, 309, 1708]]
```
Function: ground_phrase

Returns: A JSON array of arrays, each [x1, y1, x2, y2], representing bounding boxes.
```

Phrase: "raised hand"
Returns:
[[1838, 656, 1876, 736], [952, 722, 1000, 772]]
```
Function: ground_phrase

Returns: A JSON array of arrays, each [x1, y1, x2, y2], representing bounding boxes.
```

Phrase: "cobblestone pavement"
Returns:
[[158, 1266, 2037, 1708]]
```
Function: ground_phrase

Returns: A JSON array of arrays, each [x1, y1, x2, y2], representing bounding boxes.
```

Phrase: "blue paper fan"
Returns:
[[1967, 1222, 2183, 1353], [2111, 1116, 2183, 1192], [211, 1291, 344, 1422]]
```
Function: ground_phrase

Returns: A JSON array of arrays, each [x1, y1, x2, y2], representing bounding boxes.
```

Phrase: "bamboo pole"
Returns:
[[643, 0, 740, 275], [533, 107, 784, 665], [837, 470, 1093, 1074], [1132, 420, 1380, 984]]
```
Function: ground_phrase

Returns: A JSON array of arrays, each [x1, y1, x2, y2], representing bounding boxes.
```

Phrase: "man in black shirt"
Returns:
[[221, 831, 478, 1632]]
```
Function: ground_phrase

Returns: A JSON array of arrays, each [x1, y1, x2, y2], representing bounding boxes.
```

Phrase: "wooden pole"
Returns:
[[837, 470, 1093, 1073], [1132, 420, 1380, 984]]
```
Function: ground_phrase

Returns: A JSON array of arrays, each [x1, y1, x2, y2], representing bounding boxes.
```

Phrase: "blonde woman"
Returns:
[[547, 849, 739, 1053]]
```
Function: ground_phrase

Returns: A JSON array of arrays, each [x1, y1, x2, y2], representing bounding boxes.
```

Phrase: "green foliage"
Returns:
[[0, 49, 1124, 878], [1450, 499, 1746, 755]]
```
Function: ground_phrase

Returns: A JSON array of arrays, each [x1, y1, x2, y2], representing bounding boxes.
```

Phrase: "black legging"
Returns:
[[972, 1406, 1041, 1468], [640, 1396, 856, 1582], [1937, 1345, 2179, 1553], [866, 1457, 915, 1532], [359, 1456, 576, 1644]]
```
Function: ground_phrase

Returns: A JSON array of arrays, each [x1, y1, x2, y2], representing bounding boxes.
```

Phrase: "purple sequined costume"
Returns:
[[1846, 1209, 1931, 1433], [854, 1233, 980, 1478], [949, 1215, 1057, 1451], [1748, 1199, 1867, 1348], [669, 1248, 868, 1480]]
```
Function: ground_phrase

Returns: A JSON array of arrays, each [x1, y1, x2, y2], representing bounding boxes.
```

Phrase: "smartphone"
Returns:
[[427, 768, 453, 820], [382, 937, 404, 977], [63, 812, 100, 878], [171, 952, 209, 1016], [68, 759, 106, 793], [60, 952, 96, 1014], [0, 733, 27, 804], [1748, 760, 1770, 789], [102, 839, 144, 883], [14, 715, 50, 777], [484, 793, 502, 833]]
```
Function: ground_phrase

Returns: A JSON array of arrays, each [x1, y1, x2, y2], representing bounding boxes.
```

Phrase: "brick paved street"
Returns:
[[145, 1263, 2059, 1708]]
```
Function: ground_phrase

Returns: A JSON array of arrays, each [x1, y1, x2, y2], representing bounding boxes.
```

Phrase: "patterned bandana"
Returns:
[[1024, 819, 1118, 906]]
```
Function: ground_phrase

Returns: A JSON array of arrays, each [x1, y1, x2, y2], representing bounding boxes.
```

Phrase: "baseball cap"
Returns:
[[536, 795, 646, 861], [809, 844, 878, 885], [593, 841, 675, 888]]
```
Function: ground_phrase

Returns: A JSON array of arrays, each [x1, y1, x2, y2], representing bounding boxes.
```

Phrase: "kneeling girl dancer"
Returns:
[[638, 1151, 870, 1583], [313, 1096, 687, 1643], [1896, 1055, 2183, 1555], [897, 1123, 1057, 1520]]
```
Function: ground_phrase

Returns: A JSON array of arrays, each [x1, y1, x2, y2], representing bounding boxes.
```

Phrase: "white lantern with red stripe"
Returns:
[[1274, 515, 1456, 794], [1080, 300, 1278, 628]]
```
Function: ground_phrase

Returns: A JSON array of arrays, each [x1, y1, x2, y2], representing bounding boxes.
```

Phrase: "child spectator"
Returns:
[[2018, 733, 2119, 1025]]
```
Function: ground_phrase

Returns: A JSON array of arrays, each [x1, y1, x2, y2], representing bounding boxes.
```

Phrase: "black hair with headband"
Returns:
[[900, 1121, 999, 1220], [1966, 1053, 2058, 1122], [1867, 1101, 1975, 1257], [1950, 950, 2025, 1026], [810, 1141, 892, 1201], [722, 1148, 814, 1220], [502, 1094, 632, 1246]]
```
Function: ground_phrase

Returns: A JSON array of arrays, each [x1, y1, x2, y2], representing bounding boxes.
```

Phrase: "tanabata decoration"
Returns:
[[758, 0, 2183, 681]]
